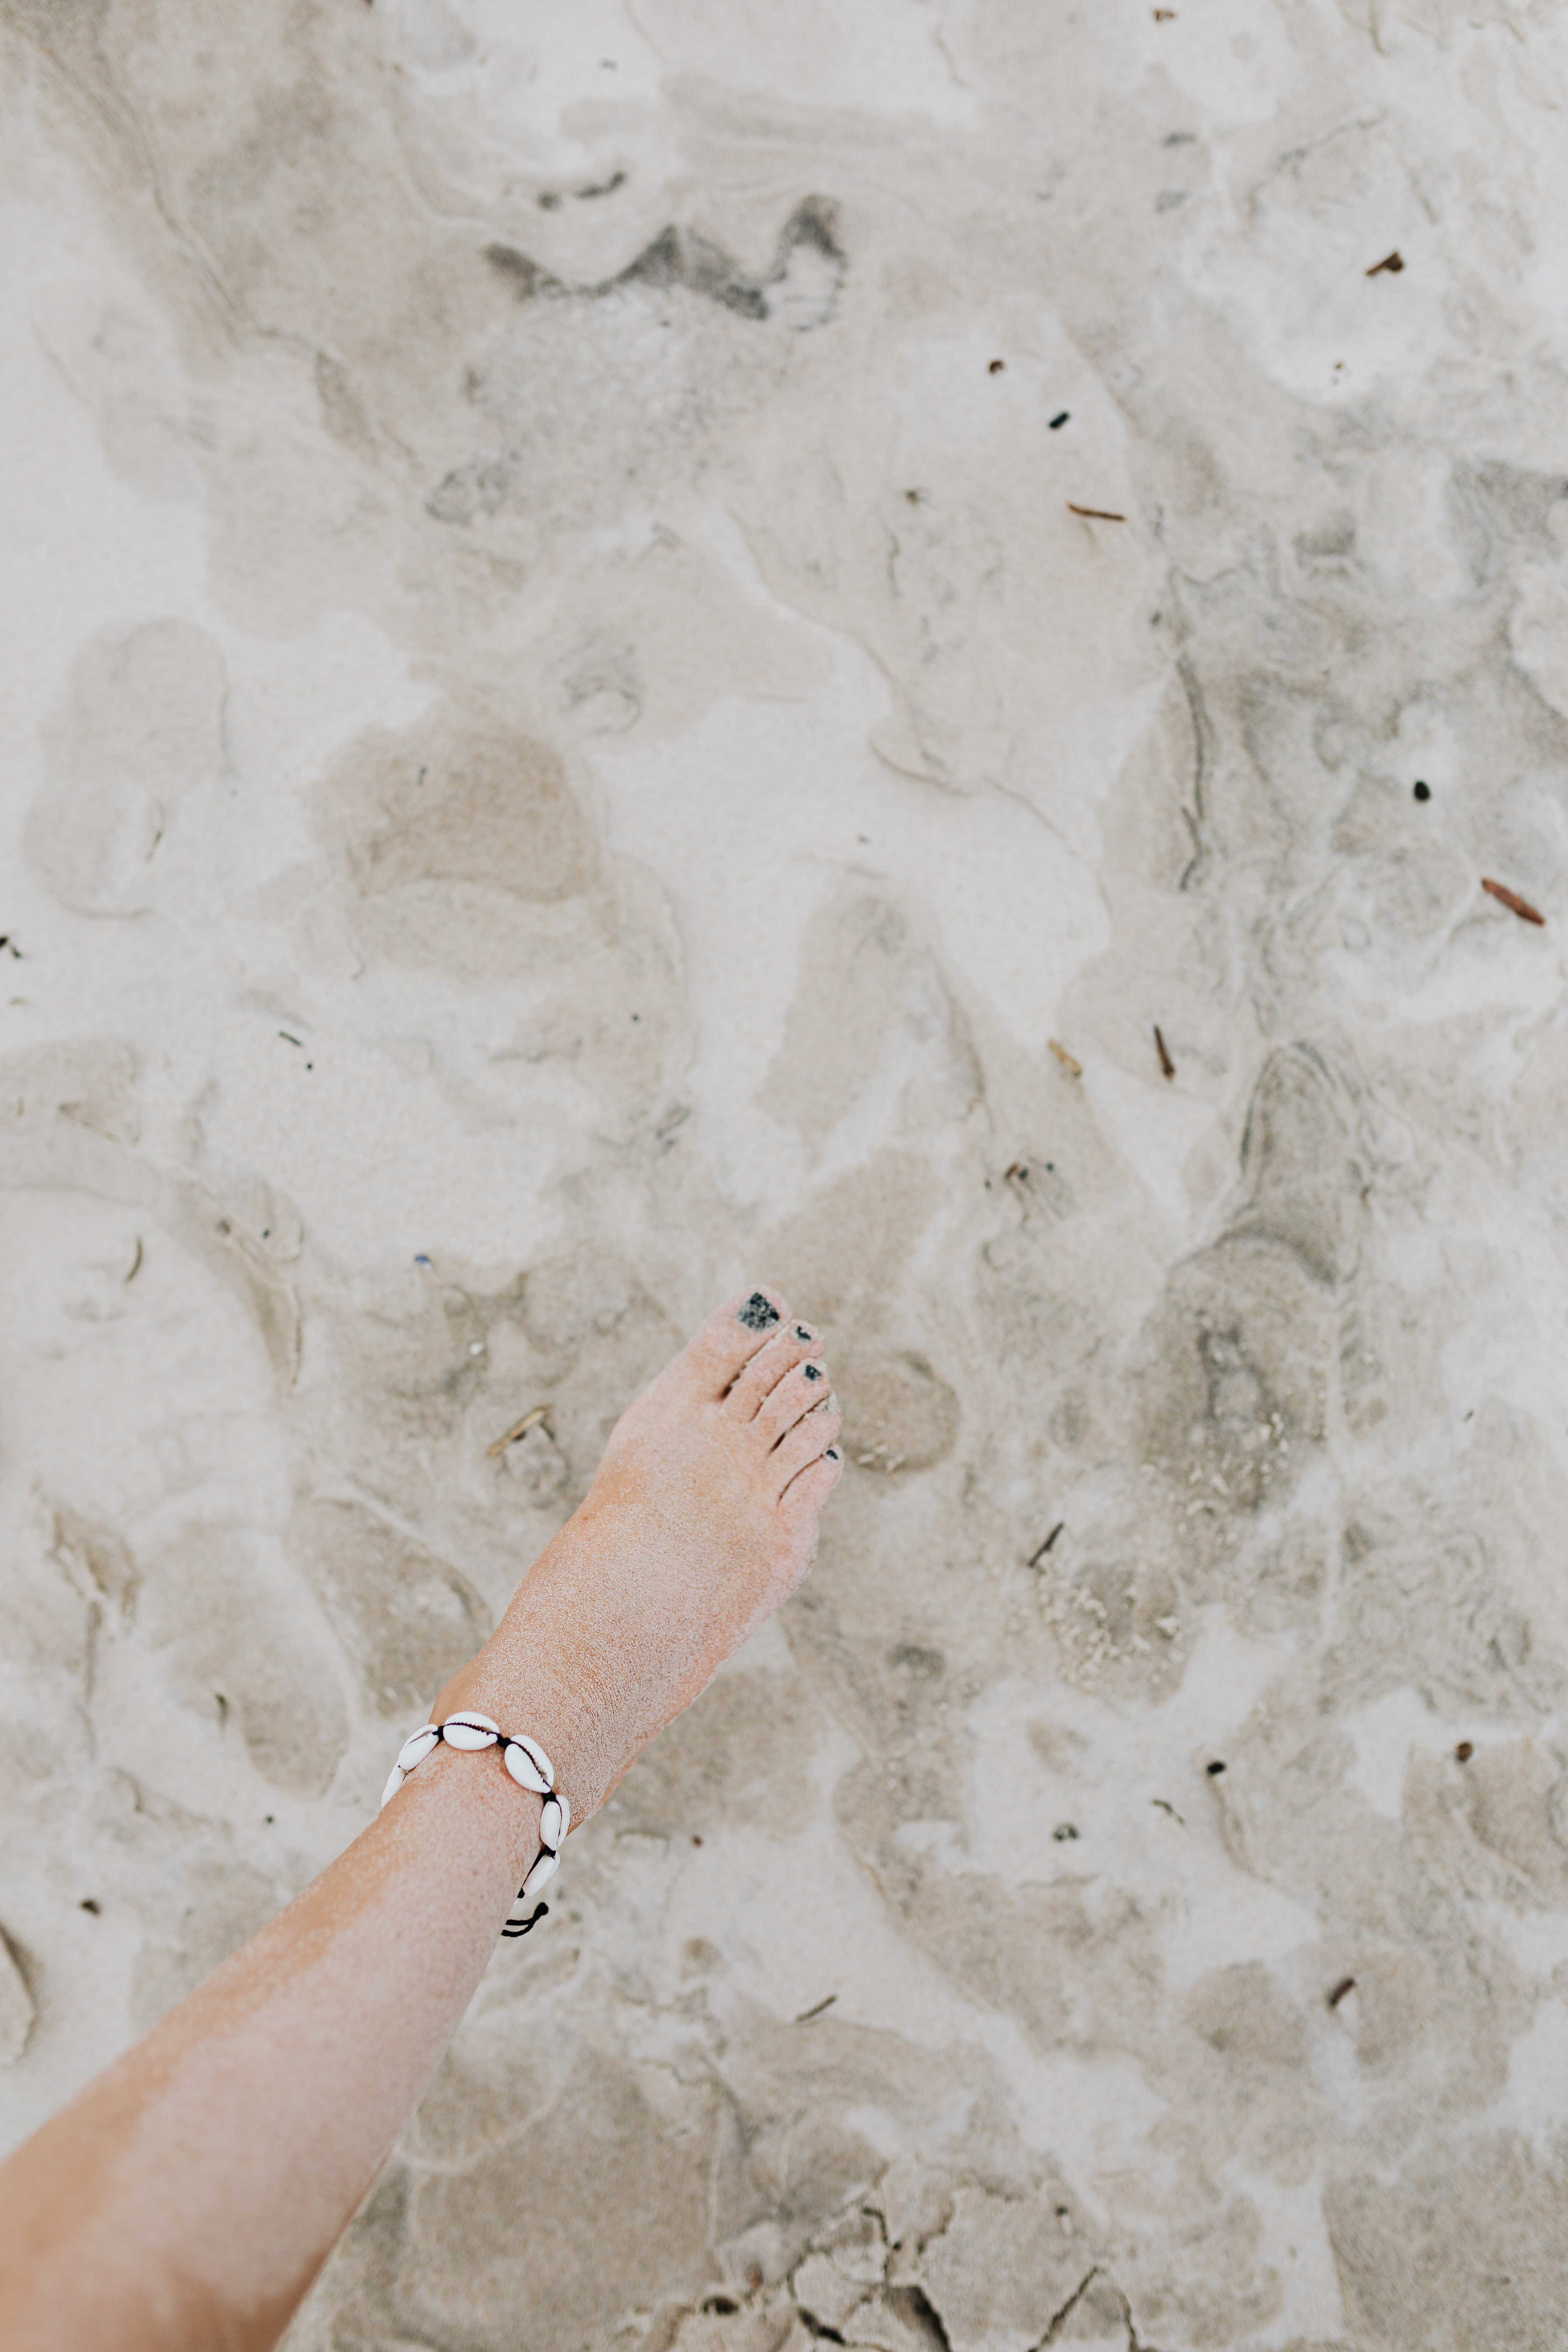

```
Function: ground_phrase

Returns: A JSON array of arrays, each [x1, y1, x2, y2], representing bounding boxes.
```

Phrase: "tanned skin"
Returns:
[[0, 1288, 842, 2352]]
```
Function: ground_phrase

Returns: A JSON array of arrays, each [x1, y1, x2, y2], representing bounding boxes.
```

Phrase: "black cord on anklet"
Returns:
[[502, 1902, 550, 1938]]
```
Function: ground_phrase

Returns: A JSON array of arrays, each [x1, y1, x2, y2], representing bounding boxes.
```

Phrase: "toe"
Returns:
[[754, 1358, 833, 1446], [771, 1398, 843, 1495], [724, 1316, 822, 1419], [684, 1286, 792, 1397], [779, 1445, 844, 1528]]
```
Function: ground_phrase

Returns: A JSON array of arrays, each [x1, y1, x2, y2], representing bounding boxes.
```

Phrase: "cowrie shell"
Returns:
[[442, 1712, 501, 1750], [379, 1765, 405, 1811], [539, 1794, 566, 1849], [397, 1725, 441, 1773], [509, 1733, 554, 1787], [503, 1740, 550, 1794], [521, 1848, 560, 1897]]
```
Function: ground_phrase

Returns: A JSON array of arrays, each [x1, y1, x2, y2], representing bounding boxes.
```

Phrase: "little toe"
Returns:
[[685, 1286, 792, 1396], [724, 1317, 822, 1420], [771, 1399, 844, 1495], [754, 1358, 833, 1446], [779, 1446, 844, 1528]]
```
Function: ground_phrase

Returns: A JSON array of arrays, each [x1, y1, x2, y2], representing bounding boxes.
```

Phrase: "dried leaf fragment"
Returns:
[[1481, 878, 1545, 925]]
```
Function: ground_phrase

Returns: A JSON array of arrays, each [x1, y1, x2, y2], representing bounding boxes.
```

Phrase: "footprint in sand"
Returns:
[[27, 618, 227, 916]]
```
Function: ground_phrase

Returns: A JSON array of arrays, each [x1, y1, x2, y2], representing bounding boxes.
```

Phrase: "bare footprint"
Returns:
[[433, 1287, 842, 1821]]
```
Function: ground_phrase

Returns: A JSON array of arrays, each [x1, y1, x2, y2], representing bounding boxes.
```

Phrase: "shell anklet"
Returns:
[[380, 1712, 570, 1939]]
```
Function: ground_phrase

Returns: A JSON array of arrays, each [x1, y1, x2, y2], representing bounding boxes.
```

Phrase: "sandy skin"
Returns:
[[0, 1287, 842, 2352]]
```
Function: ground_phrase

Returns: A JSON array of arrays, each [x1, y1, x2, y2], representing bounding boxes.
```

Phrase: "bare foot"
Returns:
[[430, 1287, 843, 1826]]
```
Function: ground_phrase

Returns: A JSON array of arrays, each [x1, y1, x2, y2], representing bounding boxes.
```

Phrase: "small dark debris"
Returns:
[[795, 1993, 837, 2022], [1152, 1797, 1185, 1824], [1004, 1162, 1028, 1182], [1053, 1823, 1080, 1841], [1068, 503, 1127, 522], [79, 1898, 101, 1916], [702, 2298, 741, 2317], [1413, 780, 1431, 802], [747, 2267, 764, 2294], [265, 1814, 275, 1824], [1154, 7, 1177, 18], [1028, 1523, 1066, 1568], [692, 1833, 704, 1846], [215, 1693, 229, 1727], [905, 489, 923, 504], [1482, 877, 1546, 925], [1456, 1740, 1474, 1762], [1154, 1024, 1176, 1080], [1328, 1976, 1356, 2009], [989, 358, 1006, 374], [484, 243, 550, 298], [1206, 1759, 1226, 1776], [279, 1032, 302, 1047], [1049, 411, 1070, 428], [537, 191, 563, 211], [576, 170, 626, 201], [125, 1238, 143, 1284], [414, 1253, 432, 1267], [1366, 250, 1404, 276], [0, 937, 18, 958]]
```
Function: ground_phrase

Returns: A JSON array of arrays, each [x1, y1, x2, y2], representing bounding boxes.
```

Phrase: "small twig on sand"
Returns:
[[487, 1405, 551, 1457], [1481, 877, 1545, 925]]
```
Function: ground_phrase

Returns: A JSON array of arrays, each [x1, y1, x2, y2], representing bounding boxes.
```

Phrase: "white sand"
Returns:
[[6, 3, 1568, 2344]]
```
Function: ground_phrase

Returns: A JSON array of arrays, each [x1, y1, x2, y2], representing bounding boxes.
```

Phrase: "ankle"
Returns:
[[430, 1618, 616, 1828]]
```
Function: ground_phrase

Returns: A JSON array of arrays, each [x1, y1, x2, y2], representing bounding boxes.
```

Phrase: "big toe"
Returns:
[[683, 1285, 793, 1398]]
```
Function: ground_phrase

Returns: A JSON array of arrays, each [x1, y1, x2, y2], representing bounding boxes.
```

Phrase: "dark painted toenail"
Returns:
[[738, 1292, 780, 1330], [794, 1325, 812, 1342], [803, 1362, 824, 1382], [825, 1447, 841, 1462]]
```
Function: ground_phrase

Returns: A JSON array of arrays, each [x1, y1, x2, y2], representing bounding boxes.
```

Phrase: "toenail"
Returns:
[[803, 1362, 824, 1382], [825, 1447, 842, 1462], [794, 1324, 813, 1342], [738, 1292, 780, 1331]]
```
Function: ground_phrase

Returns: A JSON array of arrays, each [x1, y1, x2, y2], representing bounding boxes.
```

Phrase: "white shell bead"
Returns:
[[397, 1725, 441, 1773], [379, 1765, 406, 1811], [522, 1849, 560, 1897], [511, 1734, 554, 1787], [442, 1712, 501, 1750], [503, 1740, 550, 1794], [539, 1795, 565, 1849]]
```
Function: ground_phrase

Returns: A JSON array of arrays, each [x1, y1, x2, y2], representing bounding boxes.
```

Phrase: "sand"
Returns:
[[5, 1, 1568, 2345]]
